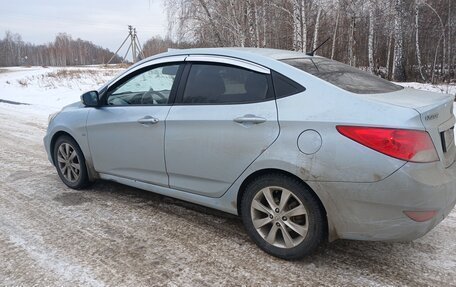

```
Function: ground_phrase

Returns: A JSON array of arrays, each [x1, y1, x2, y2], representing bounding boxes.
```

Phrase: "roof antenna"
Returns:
[[306, 37, 331, 56]]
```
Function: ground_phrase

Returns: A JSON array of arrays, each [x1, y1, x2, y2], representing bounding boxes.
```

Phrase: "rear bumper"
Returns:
[[321, 160, 456, 241]]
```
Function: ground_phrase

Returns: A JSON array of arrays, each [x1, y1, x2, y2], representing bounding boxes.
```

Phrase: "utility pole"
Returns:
[[130, 26, 137, 63], [107, 25, 144, 65]]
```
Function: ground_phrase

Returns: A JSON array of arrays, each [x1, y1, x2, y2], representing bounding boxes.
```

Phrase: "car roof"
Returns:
[[108, 48, 316, 94], [135, 47, 313, 69], [169, 47, 311, 60]]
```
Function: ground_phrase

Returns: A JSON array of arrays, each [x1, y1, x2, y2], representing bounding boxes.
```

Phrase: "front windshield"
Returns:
[[281, 58, 403, 94]]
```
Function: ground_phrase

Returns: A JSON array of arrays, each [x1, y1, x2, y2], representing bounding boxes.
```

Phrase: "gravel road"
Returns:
[[0, 104, 455, 287]]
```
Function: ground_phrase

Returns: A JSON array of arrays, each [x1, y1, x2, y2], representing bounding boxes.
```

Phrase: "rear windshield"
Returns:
[[281, 58, 403, 94]]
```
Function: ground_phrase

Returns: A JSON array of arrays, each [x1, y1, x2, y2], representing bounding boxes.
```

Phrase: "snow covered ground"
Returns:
[[398, 81, 456, 95], [0, 66, 456, 286], [0, 66, 123, 116], [397, 81, 456, 97]]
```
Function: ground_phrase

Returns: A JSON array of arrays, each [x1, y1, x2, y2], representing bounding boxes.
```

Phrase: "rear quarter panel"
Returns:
[[266, 79, 425, 183]]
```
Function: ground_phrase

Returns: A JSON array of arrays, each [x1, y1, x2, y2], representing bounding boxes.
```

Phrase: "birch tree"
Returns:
[[312, 5, 322, 54], [367, 2, 375, 74], [292, 0, 307, 52], [415, 0, 426, 81], [197, 0, 223, 46], [331, 10, 340, 59], [448, 1, 452, 78], [392, 0, 406, 81]]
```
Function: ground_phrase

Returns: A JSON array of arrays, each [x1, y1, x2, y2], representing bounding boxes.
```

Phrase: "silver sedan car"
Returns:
[[44, 48, 456, 260]]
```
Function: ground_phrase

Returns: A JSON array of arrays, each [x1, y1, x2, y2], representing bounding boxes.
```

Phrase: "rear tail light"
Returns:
[[336, 126, 439, 163], [403, 210, 437, 222]]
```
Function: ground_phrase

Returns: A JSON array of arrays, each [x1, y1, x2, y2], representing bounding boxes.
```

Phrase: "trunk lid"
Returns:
[[363, 88, 455, 167]]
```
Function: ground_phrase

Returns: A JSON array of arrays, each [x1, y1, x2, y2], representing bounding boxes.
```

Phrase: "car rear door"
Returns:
[[86, 57, 185, 186], [164, 56, 280, 197]]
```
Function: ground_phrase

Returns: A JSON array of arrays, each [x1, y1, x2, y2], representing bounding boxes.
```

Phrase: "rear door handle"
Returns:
[[138, 115, 159, 125], [233, 114, 267, 124]]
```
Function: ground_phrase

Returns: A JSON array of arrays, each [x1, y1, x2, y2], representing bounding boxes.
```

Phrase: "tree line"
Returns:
[[164, 0, 455, 83], [1, 0, 454, 83], [0, 31, 122, 67]]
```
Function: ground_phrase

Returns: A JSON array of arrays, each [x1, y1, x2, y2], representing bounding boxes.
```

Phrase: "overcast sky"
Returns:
[[0, 0, 168, 53]]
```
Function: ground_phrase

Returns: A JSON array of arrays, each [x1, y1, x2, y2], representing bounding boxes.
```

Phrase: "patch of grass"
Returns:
[[17, 79, 28, 87], [46, 69, 90, 79], [104, 63, 131, 69], [44, 69, 119, 81], [32, 68, 122, 89], [11, 67, 124, 90]]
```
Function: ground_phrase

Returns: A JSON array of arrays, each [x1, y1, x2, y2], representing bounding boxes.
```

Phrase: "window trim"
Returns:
[[100, 62, 185, 107], [185, 55, 270, 74], [174, 62, 275, 106], [270, 70, 306, 99]]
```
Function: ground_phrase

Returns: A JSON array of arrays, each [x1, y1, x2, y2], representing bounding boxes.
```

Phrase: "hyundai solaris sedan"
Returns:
[[44, 48, 456, 259]]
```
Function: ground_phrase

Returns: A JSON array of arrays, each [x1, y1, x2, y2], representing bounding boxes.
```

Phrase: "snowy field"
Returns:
[[0, 66, 456, 286], [0, 66, 123, 116]]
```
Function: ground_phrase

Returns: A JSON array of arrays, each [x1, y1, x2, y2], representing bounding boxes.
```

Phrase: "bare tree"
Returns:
[[197, 0, 223, 46], [447, 0, 452, 79], [160, 0, 456, 83], [331, 9, 340, 59], [312, 5, 322, 54], [415, 0, 426, 81], [393, 0, 406, 81], [367, 1, 375, 74], [292, 0, 308, 52], [0, 31, 121, 67], [424, 1, 447, 81]]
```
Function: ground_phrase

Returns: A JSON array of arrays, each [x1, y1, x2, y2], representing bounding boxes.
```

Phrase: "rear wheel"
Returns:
[[241, 174, 326, 260], [53, 135, 90, 189]]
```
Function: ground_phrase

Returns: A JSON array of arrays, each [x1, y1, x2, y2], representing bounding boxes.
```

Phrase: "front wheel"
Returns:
[[241, 174, 326, 260], [53, 135, 90, 189]]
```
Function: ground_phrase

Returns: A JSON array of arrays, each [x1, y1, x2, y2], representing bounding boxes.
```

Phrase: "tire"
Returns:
[[241, 173, 326, 260], [53, 135, 90, 189]]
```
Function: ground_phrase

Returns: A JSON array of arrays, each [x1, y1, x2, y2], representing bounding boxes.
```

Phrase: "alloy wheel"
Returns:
[[250, 186, 308, 248], [57, 142, 81, 183]]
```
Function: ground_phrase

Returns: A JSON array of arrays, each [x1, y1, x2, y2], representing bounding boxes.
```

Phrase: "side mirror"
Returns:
[[81, 91, 100, 107]]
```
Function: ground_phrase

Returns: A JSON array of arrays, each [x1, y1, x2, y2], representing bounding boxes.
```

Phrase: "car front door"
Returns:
[[165, 57, 280, 197], [86, 59, 183, 186]]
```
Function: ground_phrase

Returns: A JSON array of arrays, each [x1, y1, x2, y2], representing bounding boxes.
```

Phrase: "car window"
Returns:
[[272, 71, 305, 98], [281, 58, 403, 94], [107, 64, 180, 105], [182, 64, 270, 104]]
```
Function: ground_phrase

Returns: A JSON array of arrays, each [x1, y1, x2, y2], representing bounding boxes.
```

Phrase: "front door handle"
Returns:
[[138, 115, 159, 125], [233, 114, 267, 124]]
